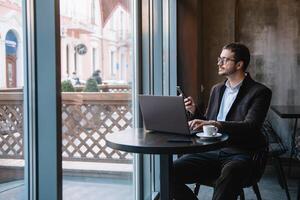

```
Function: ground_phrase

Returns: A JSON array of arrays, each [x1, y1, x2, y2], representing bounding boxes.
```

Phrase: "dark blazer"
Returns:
[[195, 73, 272, 152]]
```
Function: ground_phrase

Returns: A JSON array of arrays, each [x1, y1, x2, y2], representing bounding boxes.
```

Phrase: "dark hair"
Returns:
[[223, 43, 250, 71]]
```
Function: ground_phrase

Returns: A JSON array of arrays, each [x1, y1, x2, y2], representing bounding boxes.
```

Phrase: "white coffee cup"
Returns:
[[203, 125, 218, 136]]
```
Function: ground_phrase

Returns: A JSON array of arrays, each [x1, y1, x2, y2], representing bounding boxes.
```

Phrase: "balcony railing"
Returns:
[[74, 84, 131, 93], [0, 86, 133, 164], [0, 91, 23, 159]]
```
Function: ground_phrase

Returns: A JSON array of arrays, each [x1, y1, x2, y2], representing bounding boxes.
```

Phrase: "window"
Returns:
[[92, 48, 96, 72], [74, 47, 77, 73], [0, 1, 26, 200], [120, 11, 124, 39], [60, 1, 135, 199], [139, 1, 177, 198], [5, 30, 19, 88], [66, 45, 70, 75], [0, 1, 177, 199], [110, 15, 114, 30], [121, 53, 124, 80], [91, 0, 96, 24], [111, 51, 115, 79]]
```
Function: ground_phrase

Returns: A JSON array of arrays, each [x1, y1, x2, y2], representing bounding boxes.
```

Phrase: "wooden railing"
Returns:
[[62, 92, 133, 163], [0, 92, 23, 159], [0, 88, 133, 163], [74, 84, 131, 93]]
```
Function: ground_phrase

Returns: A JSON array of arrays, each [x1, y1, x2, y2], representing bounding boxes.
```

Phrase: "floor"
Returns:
[[0, 165, 298, 200], [194, 165, 299, 200]]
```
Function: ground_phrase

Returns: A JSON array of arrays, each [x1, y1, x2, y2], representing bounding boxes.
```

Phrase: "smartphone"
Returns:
[[176, 86, 185, 97]]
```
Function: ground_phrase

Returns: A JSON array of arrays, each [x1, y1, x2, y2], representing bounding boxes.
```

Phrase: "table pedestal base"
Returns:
[[160, 155, 173, 200]]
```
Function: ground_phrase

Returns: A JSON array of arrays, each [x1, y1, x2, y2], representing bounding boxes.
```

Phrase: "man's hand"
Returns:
[[189, 119, 206, 131], [184, 96, 196, 114], [188, 119, 221, 131]]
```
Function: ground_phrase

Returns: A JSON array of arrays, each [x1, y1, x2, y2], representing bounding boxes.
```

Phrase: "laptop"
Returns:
[[139, 95, 198, 136]]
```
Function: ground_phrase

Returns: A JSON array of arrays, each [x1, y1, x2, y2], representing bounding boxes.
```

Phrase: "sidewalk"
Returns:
[[0, 159, 133, 179]]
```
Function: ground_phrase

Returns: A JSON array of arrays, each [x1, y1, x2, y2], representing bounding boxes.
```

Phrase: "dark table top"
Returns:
[[271, 105, 300, 118], [105, 128, 229, 154]]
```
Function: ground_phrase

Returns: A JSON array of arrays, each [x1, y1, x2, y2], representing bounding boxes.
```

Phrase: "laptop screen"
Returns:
[[139, 95, 192, 135]]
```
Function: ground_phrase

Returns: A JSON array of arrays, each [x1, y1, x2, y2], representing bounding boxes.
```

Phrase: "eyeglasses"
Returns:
[[217, 57, 236, 65]]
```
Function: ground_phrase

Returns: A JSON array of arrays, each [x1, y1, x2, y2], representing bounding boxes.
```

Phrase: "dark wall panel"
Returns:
[[237, 0, 300, 150], [177, 0, 200, 103], [201, 0, 236, 103]]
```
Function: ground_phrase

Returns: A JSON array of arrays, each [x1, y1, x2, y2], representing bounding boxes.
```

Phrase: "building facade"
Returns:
[[0, 0, 132, 88]]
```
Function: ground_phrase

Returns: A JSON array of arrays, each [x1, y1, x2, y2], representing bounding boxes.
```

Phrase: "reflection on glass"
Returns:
[[0, 0, 25, 199], [60, 0, 134, 199]]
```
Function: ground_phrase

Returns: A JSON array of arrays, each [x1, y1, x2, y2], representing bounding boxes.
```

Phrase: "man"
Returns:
[[70, 72, 80, 85], [173, 43, 272, 200], [92, 70, 102, 84]]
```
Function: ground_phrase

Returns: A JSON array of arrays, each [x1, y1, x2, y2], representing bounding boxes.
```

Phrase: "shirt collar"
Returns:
[[225, 78, 244, 90]]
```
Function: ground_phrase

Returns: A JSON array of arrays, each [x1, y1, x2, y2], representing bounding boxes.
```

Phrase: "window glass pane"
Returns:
[[60, 0, 134, 199], [0, 0, 25, 199]]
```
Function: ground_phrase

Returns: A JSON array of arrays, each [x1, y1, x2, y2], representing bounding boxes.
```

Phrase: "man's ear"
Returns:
[[236, 61, 244, 70]]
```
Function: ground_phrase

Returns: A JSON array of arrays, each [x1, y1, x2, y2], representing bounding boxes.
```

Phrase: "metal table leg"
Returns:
[[288, 118, 298, 176], [160, 154, 173, 200]]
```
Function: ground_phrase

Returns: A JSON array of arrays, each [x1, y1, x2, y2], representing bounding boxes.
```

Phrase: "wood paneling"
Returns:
[[177, 0, 201, 104]]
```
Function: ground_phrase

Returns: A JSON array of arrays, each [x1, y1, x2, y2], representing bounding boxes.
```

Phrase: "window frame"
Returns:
[[139, 0, 177, 199], [23, 0, 177, 199], [24, 0, 62, 200]]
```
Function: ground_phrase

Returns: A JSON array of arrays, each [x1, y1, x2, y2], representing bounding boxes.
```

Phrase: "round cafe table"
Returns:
[[105, 128, 228, 200]]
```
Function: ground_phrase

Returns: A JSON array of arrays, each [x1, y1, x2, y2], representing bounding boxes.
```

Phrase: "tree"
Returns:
[[61, 80, 75, 92], [83, 78, 99, 92]]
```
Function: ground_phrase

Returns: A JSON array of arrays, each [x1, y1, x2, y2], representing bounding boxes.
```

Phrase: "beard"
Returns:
[[218, 66, 237, 76]]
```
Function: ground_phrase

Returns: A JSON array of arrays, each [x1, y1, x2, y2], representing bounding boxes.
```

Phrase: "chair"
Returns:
[[295, 134, 300, 200], [193, 147, 267, 200], [193, 121, 274, 200], [194, 121, 293, 199], [262, 121, 290, 200]]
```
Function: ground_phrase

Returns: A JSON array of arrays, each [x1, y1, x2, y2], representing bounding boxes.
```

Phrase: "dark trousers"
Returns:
[[173, 150, 254, 200]]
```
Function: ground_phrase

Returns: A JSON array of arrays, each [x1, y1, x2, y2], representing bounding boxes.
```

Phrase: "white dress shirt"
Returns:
[[217, 79, 244, 121]]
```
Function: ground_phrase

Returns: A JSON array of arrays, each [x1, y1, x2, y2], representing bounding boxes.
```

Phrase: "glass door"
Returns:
[[0, 0, 26, 199], [59, 0, 135, 199]]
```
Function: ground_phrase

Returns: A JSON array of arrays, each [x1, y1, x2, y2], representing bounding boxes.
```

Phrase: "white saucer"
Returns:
[[196, 132, 222, 139]]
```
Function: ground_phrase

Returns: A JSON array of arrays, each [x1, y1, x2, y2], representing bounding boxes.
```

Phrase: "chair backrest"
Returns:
[[248, 121, 275, 185], [250, 120, 288, 185], [296, 135, 300, 160], [261, 120, 287, 155]]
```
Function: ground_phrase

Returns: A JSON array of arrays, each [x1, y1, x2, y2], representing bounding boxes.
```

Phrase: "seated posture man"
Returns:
[[173, 43, 272, 200]]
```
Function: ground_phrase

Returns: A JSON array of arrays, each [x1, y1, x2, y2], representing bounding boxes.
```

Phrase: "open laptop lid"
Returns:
[[139, 95, 192, 135]]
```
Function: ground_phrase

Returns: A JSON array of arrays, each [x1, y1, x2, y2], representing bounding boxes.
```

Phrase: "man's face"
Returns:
[[217, 49, 239, 76]]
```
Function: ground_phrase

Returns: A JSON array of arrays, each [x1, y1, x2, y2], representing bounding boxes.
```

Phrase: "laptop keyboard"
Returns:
[[190, 129, 200, 135]]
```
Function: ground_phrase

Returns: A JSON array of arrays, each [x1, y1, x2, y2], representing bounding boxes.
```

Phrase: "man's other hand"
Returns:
[[184, 96, 196, 114]]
